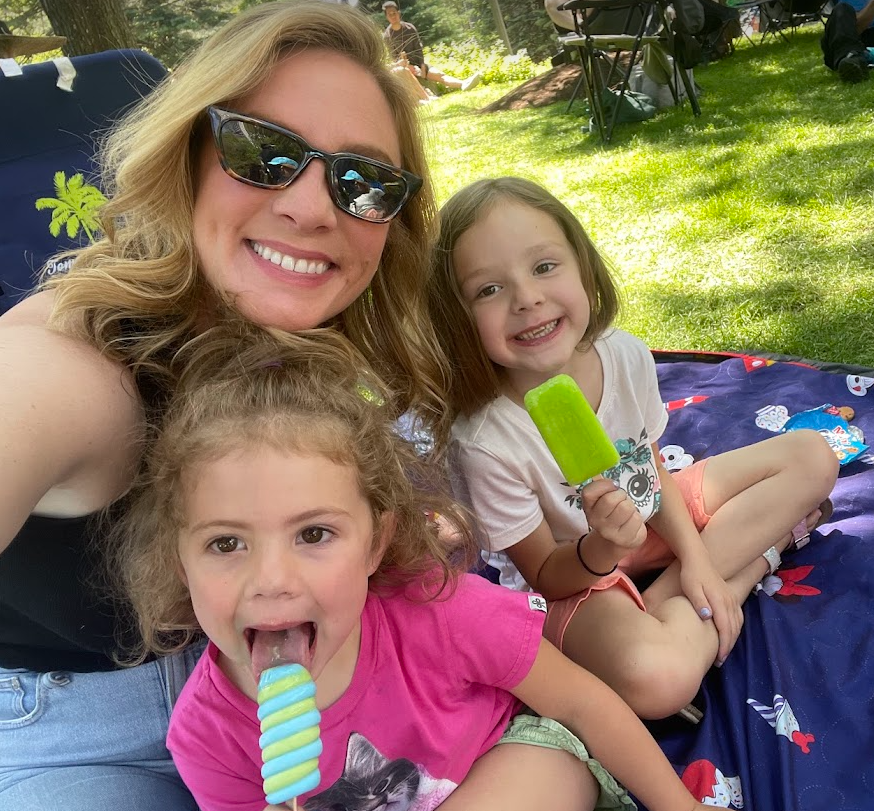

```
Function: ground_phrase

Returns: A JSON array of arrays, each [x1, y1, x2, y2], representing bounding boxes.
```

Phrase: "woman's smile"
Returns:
[[193, 49, 400, 333]]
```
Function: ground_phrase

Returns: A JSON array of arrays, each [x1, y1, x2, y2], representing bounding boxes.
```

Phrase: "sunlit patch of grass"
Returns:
[[423, 28, 874, 366]]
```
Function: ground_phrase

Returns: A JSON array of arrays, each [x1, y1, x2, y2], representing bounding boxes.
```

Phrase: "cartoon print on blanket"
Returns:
[[847, 375, 874, 397], [680, 759, 744, 808], [640, 352, 874, 811], [755, 565, 821, 600], [659, 444, 694, 471], [665, 394, 709, 412], [746, 695, 815, 754], [741, 356, 775, 372]]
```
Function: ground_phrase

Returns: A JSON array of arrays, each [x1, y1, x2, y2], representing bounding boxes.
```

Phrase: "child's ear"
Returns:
[[176, 558, 189, 587], [369, 511, 396, 575]]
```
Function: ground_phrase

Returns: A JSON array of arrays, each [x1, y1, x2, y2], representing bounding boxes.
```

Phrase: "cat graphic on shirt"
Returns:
[[305, 732, 456, 811]]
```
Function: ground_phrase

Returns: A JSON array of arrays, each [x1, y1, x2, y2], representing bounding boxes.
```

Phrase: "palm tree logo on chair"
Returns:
[[35, 171, 107, 242]]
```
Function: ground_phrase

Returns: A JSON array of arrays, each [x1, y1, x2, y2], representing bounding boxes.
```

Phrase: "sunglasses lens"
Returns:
[[211, 110, 417, 221], [334, 158, 409, 221], [218, 120, 306, 188]]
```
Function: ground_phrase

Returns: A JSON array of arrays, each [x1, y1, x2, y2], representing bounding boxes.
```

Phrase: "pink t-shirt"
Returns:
[[167, 573, 546, 811]]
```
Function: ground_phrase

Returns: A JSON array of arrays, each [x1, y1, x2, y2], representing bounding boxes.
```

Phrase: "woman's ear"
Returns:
[[369, 511, 396, 575]]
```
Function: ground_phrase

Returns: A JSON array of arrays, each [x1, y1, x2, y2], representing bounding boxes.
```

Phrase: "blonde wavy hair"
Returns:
[[44, 0, 448, 431], [109, 321, 476, 664], [427, 177, 621, 445]]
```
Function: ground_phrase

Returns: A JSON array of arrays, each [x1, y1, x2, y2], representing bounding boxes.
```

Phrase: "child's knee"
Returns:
[[611, 650, 701, 720], [786, 429, 839, 489]]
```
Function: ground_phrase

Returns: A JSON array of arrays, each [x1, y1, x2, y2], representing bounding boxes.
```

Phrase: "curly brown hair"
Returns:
[[109, 322, 476, 664]]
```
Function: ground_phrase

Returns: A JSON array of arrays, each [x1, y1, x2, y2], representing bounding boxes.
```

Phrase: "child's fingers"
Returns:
[[711, 597, 744, 664], [715, 614, 742, 664], [725, 605, 743, 663], [582, 484, 647, 549], [580, 477, 620, 507], [687, 586, 713, 625], [581, 480, 633, 522], [586, 492, 642, 543], [606, 507, 647, 548]]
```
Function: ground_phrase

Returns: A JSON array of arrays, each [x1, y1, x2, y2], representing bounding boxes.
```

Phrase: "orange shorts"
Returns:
[[542, 459, 712, 652]]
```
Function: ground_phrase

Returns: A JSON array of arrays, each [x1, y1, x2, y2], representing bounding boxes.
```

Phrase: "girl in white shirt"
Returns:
[[427, 177, 838, 720]]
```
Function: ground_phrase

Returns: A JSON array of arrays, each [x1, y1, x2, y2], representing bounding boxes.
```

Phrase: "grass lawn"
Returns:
[[422, 27, 874, 368]]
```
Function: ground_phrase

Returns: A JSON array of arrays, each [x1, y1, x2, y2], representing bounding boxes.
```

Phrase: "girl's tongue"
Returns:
[[250, 624, 314, 678]]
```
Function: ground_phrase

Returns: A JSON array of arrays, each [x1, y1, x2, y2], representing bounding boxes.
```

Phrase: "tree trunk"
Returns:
[[486, 0, 513, 53], [39, 0, 134, 56]]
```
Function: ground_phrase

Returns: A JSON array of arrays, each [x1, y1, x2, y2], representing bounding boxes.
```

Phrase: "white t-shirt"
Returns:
[[451, 329, 669, 591]]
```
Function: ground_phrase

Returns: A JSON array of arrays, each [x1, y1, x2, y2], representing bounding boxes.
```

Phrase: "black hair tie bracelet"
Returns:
[[576, 535, 618, 577]]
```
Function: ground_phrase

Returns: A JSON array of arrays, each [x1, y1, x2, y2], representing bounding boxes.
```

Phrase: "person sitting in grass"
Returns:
[[821, 0, 874, 83], [382, 1, 482, 93]]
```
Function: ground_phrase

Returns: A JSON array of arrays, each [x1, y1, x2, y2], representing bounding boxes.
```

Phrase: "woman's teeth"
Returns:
[[251, 241, 329, 275], [516, 320, 559, 341]]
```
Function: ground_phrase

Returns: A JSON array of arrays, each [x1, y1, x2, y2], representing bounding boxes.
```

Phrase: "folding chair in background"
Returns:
[[731, 0, 792, 45], [787, 0, 832, 34], [559, 0, 701, 142], [0, 49, 167, 314], [733, 0, 828, 43]]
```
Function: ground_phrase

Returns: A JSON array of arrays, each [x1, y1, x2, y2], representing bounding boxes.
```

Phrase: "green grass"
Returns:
[[421, 28, 874, 367]]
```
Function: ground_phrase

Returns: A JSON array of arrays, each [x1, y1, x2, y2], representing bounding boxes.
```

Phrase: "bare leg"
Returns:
[[561, 430, 838, 719], [438, 743, 599, 811], [645, 429, 837, 605], [562, 585, 714, 719], [424, 67, 464, 89]]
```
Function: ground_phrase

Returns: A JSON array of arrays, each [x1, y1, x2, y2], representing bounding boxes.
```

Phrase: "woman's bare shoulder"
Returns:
[[0, 289, 57, 327], [0, 291, 137, 405], [0, 291, 145, 537]]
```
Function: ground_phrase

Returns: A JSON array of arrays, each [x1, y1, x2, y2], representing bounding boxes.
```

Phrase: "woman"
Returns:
[[0, 3, 445, 808]]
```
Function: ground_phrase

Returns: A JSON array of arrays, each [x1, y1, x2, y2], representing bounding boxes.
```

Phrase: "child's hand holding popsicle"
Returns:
[[525, 374, 646, 575], [579, 477, 647, 554]]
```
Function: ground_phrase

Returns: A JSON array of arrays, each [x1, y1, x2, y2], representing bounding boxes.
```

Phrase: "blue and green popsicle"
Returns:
[[257, 664, 322, 807]]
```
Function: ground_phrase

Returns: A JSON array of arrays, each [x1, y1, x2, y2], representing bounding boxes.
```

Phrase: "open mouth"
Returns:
[[514, 318, 561, 343], [246, 622, 317, 680]]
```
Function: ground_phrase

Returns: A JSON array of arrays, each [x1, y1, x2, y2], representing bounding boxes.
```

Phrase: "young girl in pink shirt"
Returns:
[[113, 324, 710, 811]]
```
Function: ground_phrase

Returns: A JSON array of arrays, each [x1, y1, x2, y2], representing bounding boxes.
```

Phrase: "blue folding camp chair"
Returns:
[[0, 49, 166, 314]]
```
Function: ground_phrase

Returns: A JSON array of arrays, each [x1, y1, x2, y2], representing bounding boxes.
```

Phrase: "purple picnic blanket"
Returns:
[[644, 352, 874, 811]]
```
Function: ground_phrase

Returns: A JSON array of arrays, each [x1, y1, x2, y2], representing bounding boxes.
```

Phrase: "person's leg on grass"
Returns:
[[424, 67, 463, 89], [821, 2, 870, 80], [425, 66, 482, 91]]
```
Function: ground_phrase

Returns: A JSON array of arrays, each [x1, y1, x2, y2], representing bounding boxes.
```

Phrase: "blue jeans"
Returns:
[[0, 643, 205, 811]]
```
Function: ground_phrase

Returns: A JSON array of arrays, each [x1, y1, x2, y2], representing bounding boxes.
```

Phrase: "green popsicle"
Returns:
[[524, 374, 619, 485]]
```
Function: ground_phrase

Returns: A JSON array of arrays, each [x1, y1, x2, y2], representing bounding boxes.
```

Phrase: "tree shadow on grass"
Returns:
[[641, 278, 874, 364], [682, 137, 874, 205]]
